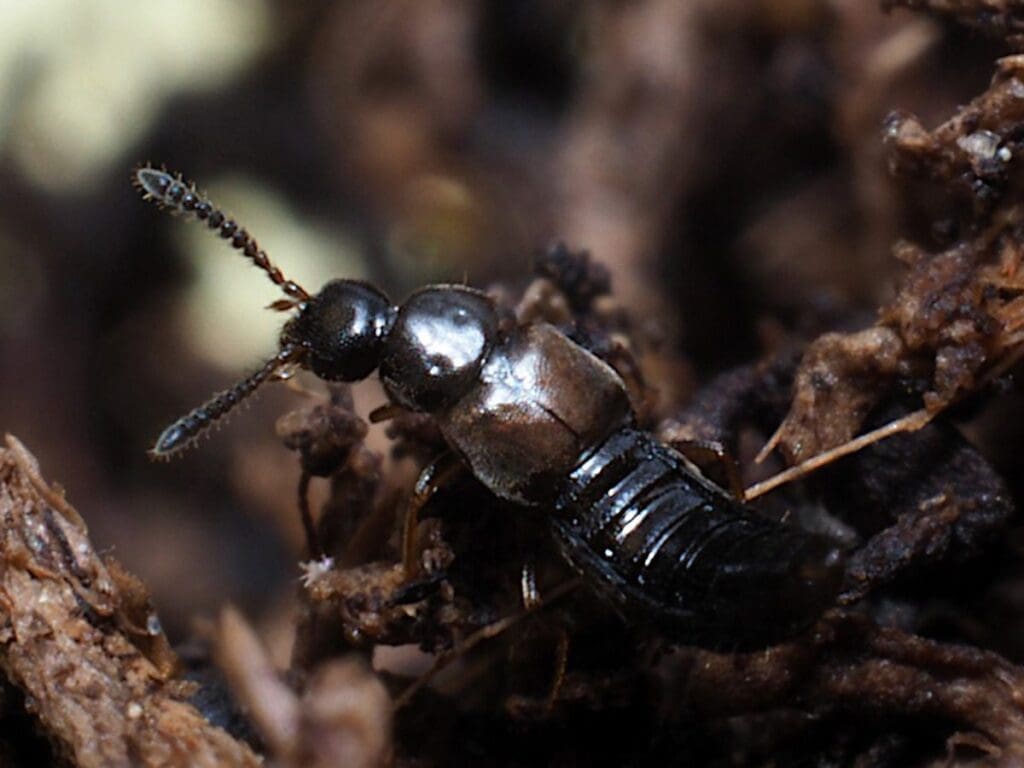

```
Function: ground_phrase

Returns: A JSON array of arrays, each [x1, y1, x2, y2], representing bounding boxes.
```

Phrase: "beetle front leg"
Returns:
[[402, 452, 466, 581]]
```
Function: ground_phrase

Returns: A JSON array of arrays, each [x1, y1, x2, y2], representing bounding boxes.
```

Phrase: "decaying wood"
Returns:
[[0, 435, 260, 768]]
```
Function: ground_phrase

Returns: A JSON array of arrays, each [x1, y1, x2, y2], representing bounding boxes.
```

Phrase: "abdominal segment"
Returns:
[[552, 428, 843, 647]]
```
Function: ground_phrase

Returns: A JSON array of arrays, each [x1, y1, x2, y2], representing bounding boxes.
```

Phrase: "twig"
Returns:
[[749, 339, 1024, 500], [745, 409, 933, 500]]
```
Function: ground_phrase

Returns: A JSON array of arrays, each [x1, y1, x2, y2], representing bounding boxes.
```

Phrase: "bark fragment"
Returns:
[[0, 435, 260, 768]]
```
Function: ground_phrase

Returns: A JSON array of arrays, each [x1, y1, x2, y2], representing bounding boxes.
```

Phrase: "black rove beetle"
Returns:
[[133, 165, 844, 649]]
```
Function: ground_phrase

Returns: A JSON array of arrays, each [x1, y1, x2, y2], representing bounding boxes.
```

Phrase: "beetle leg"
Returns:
[[402, 452, 465, 580], [520, 560, 542, 610], [669, 438, 746, 501], [544, 626, 571, 714], [517, 561, 569, 712]]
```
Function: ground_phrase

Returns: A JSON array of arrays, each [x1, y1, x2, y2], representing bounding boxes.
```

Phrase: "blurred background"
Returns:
[[0, 0, 999, 638]]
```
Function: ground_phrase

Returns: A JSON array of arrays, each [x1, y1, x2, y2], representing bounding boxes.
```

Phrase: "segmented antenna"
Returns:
[[132, 165, 309, 302], [151, 349, 298, 457]]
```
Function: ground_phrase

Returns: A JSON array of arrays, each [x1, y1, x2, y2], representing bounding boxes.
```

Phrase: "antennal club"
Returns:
[[150, 348, 300, 458], [133, 165, 310, 302]]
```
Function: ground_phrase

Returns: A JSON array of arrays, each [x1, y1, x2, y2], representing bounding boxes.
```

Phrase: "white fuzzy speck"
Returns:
[[300, 556, 335, 588]]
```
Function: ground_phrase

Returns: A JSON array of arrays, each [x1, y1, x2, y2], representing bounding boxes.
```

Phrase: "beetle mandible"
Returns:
[[133, 165, 844, 649]]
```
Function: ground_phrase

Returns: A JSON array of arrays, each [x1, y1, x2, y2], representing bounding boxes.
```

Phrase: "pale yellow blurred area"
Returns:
[[178, 176, 368, 370], [0, 0, 271, 193], [0, 0, 374, 370]]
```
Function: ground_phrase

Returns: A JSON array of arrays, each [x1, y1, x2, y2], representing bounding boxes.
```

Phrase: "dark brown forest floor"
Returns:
[[5, 1, 1024, 765]]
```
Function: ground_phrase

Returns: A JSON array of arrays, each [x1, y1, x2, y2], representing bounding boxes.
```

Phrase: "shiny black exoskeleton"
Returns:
[[134, 165, 843, 648]]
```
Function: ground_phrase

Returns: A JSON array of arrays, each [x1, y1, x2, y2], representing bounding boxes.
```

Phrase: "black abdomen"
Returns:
[[552, 428, 842, 647]]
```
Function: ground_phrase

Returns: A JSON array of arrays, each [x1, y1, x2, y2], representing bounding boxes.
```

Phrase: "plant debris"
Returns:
[[766, 56, 1024, 470], [658, 612, 1024, 764], [0, 436, 260, 768], [7, 2, 1024, 766]]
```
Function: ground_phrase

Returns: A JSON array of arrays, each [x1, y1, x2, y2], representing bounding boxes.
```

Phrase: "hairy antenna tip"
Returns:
[[133, 166, 174, 201], [151, 422, 190, 457]]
